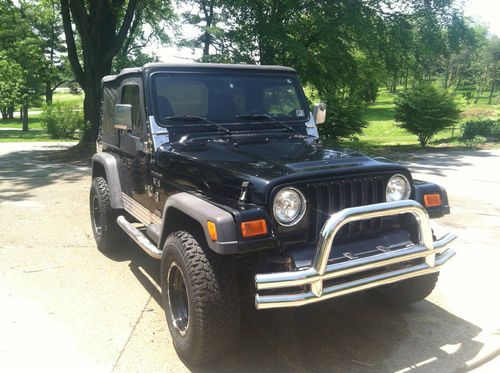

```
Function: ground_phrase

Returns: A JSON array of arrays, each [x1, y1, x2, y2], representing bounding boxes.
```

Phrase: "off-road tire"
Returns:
[[368, 272, 440, 306], [161, 231, 240, 366], [89, 176, 123, 252]]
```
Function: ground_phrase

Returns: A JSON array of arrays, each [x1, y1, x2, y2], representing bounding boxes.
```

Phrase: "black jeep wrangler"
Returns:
[[90, 63, 456, 365]]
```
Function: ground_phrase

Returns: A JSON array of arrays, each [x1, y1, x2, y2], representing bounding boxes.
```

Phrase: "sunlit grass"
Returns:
[[354, 89, 499, 151], [0, 93, 83, 142]]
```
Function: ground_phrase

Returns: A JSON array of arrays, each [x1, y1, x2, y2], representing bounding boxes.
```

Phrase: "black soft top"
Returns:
[[101, 63, 296, 85]]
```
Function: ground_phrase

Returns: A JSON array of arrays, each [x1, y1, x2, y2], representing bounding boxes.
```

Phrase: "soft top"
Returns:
[[101, 63, 296, 85]]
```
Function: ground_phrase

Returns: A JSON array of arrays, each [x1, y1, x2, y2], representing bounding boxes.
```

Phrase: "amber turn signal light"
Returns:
[[424, 193, 442, 207], [207, 221, 218, 241], [241, 219, 268, 238]]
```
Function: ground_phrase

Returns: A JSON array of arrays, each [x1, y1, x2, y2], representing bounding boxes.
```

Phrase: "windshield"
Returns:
[[152, 73, 308, 127]]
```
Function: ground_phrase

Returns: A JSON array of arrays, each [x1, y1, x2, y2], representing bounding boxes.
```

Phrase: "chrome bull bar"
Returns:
[[255, 200, 457, 310]]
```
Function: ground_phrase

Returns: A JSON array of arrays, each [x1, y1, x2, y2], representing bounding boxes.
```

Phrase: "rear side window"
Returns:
[[101, 84, 119, 146], [121, 84, 141, 132]]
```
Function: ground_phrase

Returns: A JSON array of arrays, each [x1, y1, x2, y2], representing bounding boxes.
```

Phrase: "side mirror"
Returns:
[[112, 104, 132, 131], [313, 102, 327, 125]]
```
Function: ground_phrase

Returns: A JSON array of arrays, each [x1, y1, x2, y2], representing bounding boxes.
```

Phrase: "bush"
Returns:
[[394, 84, 461, 147], [465, 135, 487, 148], [461, 118, 500, 140], [41, 102, 86, 139], [318, 95, 367, 142]]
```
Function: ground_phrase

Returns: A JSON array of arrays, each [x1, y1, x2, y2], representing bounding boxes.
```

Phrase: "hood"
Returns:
[[156, 134, 408, 204]]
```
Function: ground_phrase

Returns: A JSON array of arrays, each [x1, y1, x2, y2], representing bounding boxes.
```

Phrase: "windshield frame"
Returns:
[[148, 70, 310, 131]]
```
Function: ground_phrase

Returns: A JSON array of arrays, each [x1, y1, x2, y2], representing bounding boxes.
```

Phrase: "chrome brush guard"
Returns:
[[255, 200, 456, 310]]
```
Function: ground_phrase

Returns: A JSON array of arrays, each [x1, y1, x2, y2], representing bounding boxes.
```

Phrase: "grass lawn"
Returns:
[[0, 93, 83, 142], [51, 92, 84, 107], [342, 89, 500, 153]]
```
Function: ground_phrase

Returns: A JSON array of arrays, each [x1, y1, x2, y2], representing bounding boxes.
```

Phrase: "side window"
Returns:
[[121, 84, 141, 133]]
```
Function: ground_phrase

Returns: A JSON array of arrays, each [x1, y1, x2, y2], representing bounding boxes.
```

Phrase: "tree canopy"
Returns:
[[0, 0, 498, 143], [177, 0, 498, 140]]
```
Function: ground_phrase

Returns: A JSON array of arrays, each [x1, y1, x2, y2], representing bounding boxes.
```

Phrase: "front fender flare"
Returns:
[[159, 193, 239, 254]]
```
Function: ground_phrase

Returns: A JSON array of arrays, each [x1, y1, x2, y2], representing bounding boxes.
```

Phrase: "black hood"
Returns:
[[156, 134, 409, 204]]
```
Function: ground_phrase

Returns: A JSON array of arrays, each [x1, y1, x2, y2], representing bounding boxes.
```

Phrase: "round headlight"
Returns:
[[273, 188, 306, 226], [386, 174, 411, 201]]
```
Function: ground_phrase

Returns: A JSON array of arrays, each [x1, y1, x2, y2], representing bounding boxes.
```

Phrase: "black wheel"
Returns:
[[161, 231, 240, 366], [89, 176, 123, 252], [367, 272, 440, 306]]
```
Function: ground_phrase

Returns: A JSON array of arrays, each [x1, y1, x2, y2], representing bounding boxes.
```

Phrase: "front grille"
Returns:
[[305, 176, 386, 242]]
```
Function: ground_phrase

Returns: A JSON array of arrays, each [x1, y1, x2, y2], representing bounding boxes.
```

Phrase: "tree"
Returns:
[[0, 1, 47, 130], [24, 0, 69, 104], [177, 0, 225, 61], [486, 37, 500, 104], [0, 55, 24, 120], [318, 95, 367, 141], [59, 0, 173, 143], [394, 85, 461, 147], [16, 37, 47, 131]]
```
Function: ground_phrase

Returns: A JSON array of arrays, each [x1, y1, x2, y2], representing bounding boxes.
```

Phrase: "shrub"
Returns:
[[492, 122, 500, 138], [41, 102, 86, 139], [318, 95, 367, 142], [465, 135, 487, 148], [461, 118, 500, 140], [394, 84, 461, 147]]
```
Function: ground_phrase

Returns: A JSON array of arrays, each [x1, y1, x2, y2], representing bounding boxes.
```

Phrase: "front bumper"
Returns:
[[255, 200, 456, 310]]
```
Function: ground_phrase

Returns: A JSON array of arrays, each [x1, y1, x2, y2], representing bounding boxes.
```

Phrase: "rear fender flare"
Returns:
[[91, 152, 123, 209]]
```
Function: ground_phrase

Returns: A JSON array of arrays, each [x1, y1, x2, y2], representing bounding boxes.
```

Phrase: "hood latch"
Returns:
[[239, 181, 250, 203]]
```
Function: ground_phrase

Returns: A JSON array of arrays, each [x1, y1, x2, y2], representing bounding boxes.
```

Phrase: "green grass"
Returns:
[[52, 92, 84, 107], [347, 89, 500, 153], [0, 114, 44, 130], [0, 93, 83, 142]]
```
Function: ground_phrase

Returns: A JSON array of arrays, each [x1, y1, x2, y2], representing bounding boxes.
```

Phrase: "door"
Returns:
[[119, 81, 154, 212]]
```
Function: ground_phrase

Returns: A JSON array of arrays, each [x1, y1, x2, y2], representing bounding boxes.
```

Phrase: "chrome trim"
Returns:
[[304, 112, 319, 138], [122, 192, 162, 226], [149, 115, 170, 151], [117, 215, 162, 259], [255, 200, 457, 310]]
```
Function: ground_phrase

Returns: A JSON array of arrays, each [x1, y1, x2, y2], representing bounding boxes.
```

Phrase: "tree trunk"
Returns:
[[488, 60, 497, 105], [46, 81, 53, 105], [0, 107, 5, 120], [7, 105, 14, 119], [79, 60, 112, 144], [22, 104, 29, 132], [200, 1, 214, 61], [60, 0, 139, 146]]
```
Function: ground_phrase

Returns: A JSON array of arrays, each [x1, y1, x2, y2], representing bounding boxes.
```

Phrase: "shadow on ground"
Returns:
[[0, 145, 91, 202], [107, 240, 484, 373], [390, 149, 497, 178]]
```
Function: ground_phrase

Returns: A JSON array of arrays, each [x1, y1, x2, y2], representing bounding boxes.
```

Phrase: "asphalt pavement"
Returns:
[[0, 142, 499, 373]]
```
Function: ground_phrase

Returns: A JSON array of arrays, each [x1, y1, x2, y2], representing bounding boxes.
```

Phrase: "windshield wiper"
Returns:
[[163, 115, 231, 135], [235, 114, 299, 134]]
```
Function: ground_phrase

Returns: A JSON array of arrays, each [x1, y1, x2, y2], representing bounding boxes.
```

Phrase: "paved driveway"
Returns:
[[1, 143, 499, 372]]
